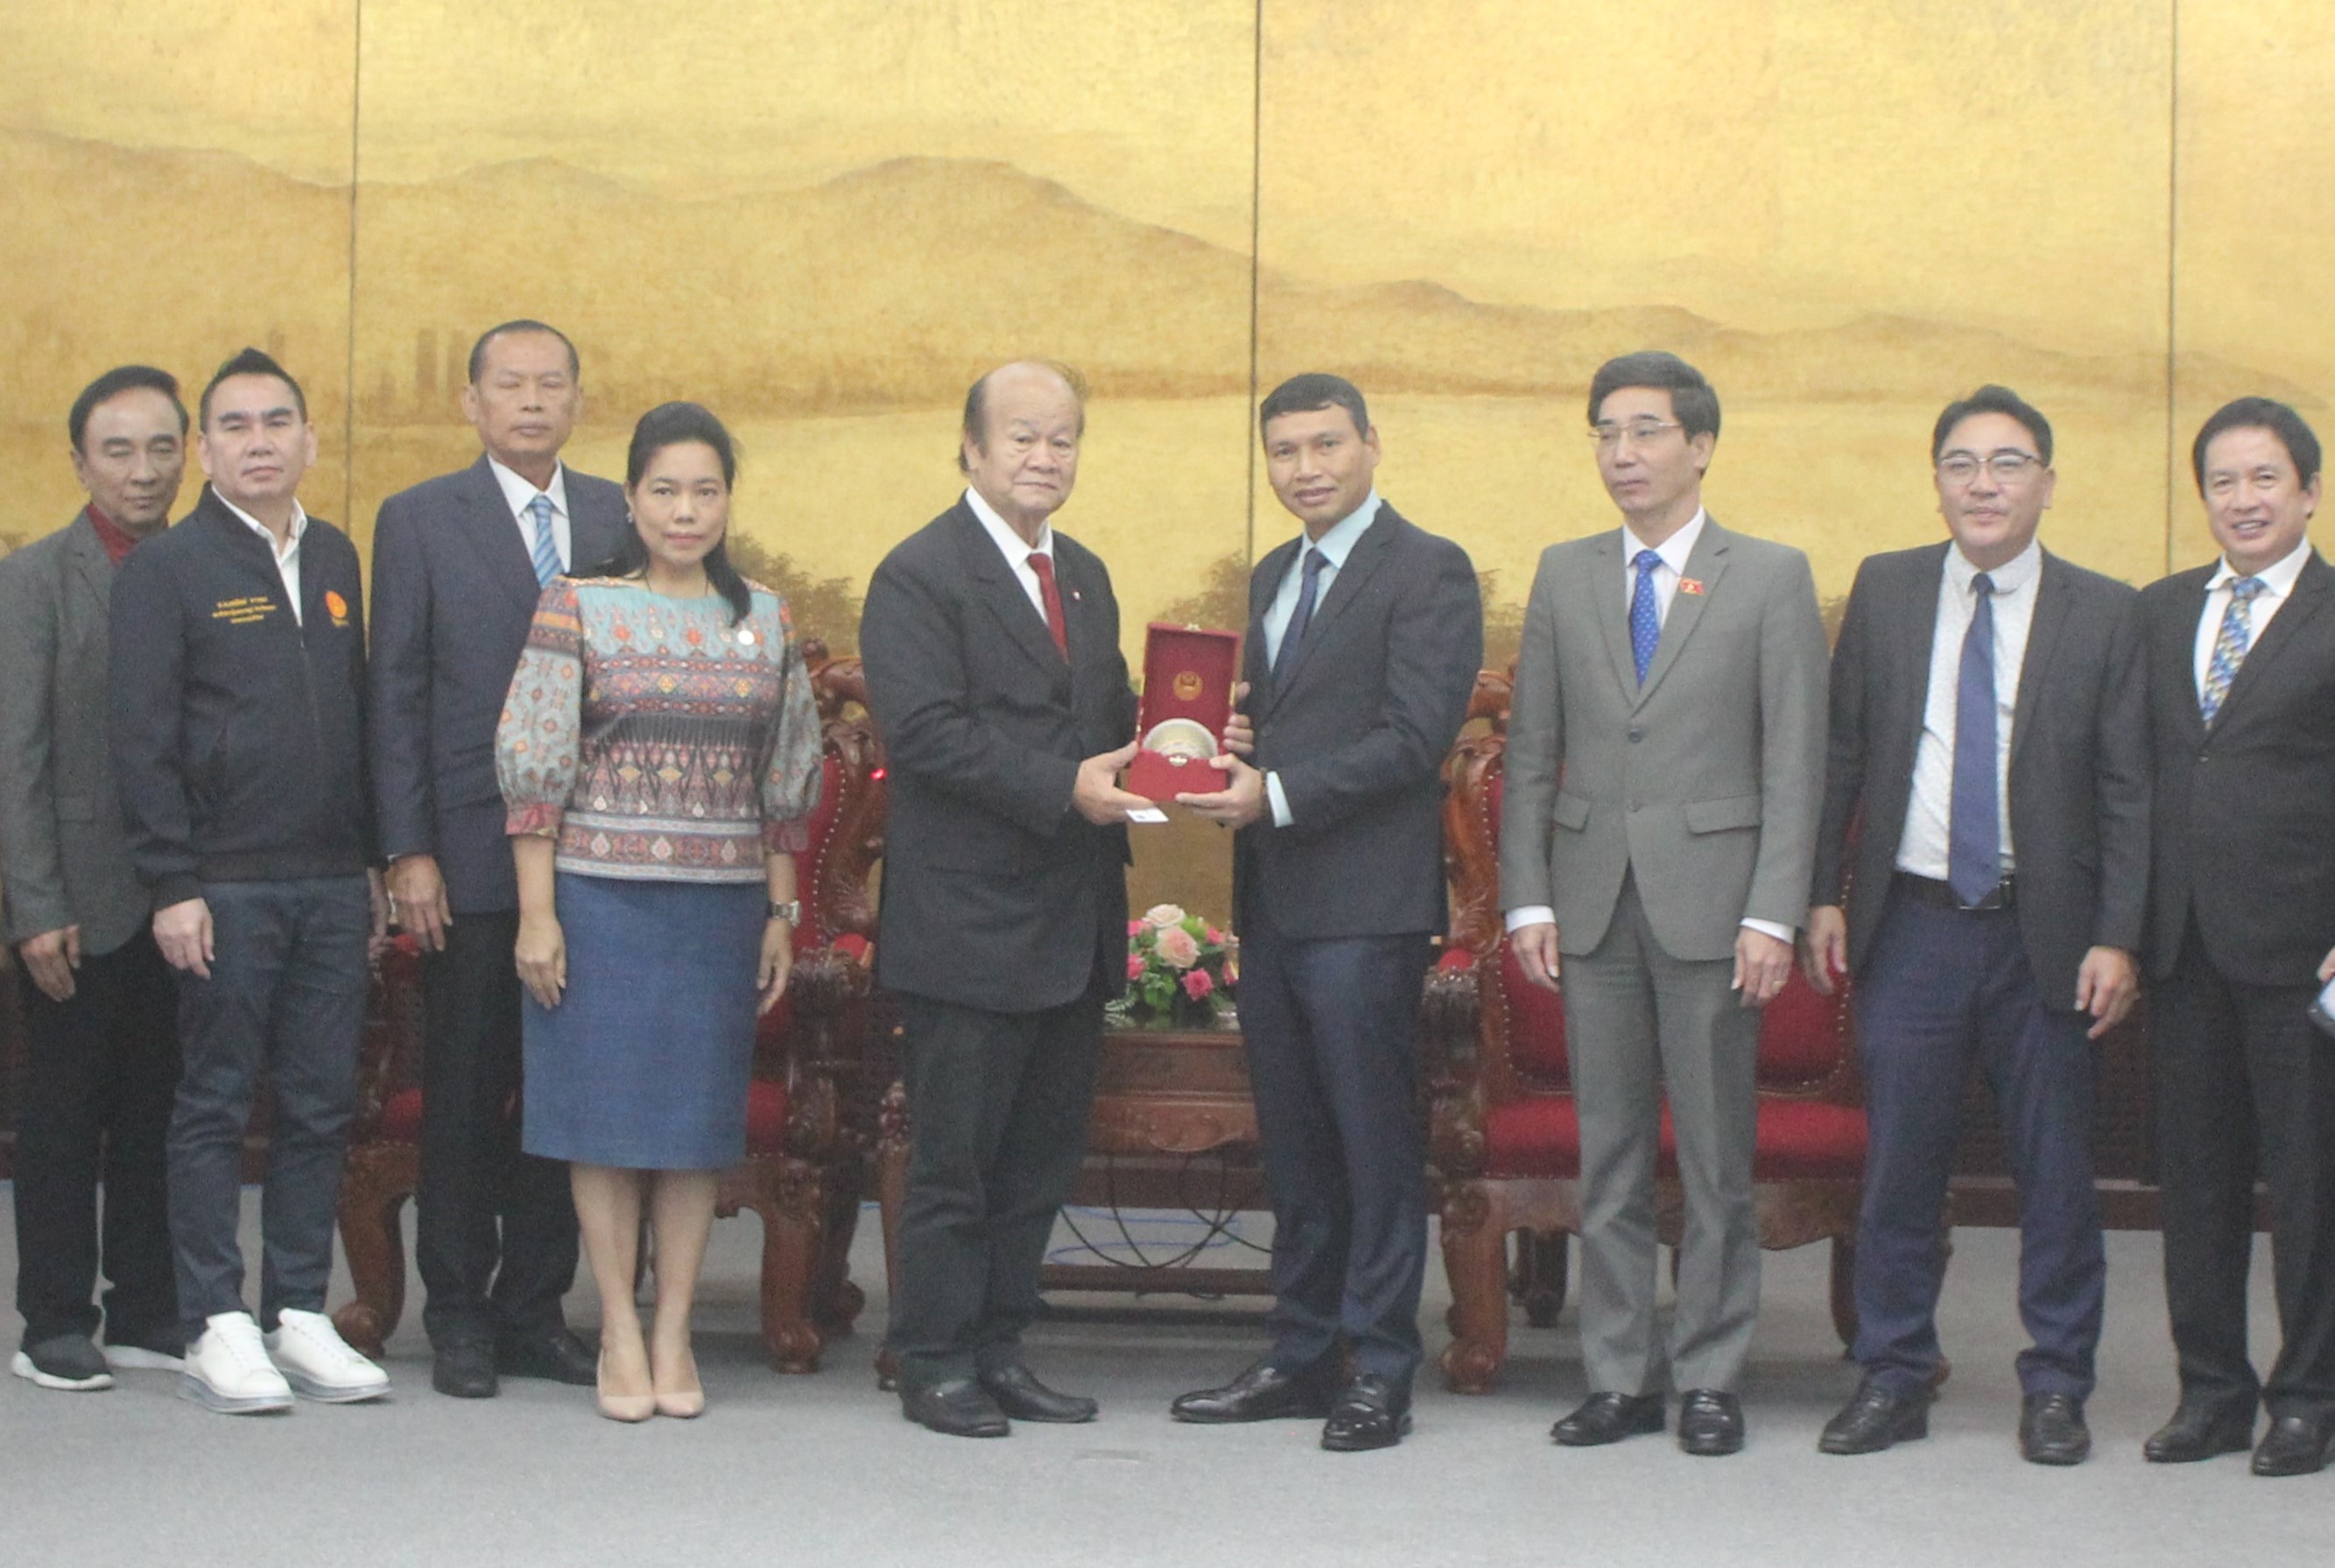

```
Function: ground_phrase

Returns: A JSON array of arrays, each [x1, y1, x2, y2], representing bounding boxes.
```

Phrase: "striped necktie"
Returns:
[[525, 494, 561, 588]]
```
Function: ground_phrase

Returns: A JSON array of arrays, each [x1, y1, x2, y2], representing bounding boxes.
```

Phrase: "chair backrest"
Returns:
[[793, 646, 885, 958]]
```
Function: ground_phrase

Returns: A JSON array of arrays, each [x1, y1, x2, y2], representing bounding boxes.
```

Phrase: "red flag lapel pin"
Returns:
[[1678, 578, 1706, 596]]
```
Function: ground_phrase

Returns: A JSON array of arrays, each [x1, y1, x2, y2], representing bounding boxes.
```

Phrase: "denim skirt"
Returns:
[[521, 872, 764, 1171]]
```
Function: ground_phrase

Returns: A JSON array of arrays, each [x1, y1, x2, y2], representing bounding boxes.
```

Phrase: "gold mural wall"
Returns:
[[4, 1, 2324, 914]]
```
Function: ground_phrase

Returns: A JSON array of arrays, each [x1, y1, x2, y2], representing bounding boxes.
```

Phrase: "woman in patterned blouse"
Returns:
[[495, 402, 822, 1421]]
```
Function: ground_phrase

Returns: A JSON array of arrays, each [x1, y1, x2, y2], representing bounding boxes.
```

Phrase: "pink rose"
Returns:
[[1127, 953, 1146, 981], [1206, 927, 1224, 946], [1182, 969, 1214, 1001], [1142, 903, 1189, 930], [1127, 919, 1145, 937], [1155, 926, 1201, 969]]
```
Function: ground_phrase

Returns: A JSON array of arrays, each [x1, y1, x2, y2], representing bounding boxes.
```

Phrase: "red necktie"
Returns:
[[1027, 552, 1068, 658]]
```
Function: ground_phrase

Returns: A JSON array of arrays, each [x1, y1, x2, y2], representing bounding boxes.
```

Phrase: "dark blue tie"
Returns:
[[1273, 547, 1327, 690], [1948, 572, 2001, 906], [1628, 549, 1663, 685]]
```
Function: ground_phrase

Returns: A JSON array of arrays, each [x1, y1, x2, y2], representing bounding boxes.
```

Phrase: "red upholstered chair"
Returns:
[[332, 643, 887, 1374], [1424, 670, 1867, 1394]]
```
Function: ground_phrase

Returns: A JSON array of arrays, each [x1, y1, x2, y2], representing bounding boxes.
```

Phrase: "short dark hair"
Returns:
[[468, 320, 580, 384], [1587, 350, 1720, 441], [2191, 397, 2323, 492], [1258, 372, 1370, 439], [199, 348, 306, 428], [592, 401, 755, 627], [68, 365, 187, 453], [1931, 384, 2053, 467], [957, 361, 1088, 475]]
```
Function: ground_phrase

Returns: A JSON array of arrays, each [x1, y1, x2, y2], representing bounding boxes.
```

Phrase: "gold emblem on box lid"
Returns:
[[1171, 670, 1204, 700]]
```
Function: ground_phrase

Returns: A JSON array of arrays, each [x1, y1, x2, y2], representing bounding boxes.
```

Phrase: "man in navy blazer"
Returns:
[[367, 320, 625, 1397], [1171, 374, 1481, 1450], [861, 361, 1149, 1438]]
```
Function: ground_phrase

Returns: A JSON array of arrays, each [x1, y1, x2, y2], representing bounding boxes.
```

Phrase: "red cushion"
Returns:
[[1495, 938, 1572, 1084], [785, 755, 846, 953], [744, 1080, 790, 1152], [1483, 1093, 1865, 1180], [1756, 967, 1851, 1088], [378, 1086, 423, 1143]]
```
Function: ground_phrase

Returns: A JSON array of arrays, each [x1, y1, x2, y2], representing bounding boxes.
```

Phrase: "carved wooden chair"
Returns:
[[1424, 669, 1867, 1394], [331, 643, 887, 1374]]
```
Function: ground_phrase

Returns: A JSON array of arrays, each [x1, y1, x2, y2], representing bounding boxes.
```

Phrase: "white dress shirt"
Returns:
[[1895, 538, 2041, 881], [965, 486, 1055, 619], [216, 487, 310, 625], [1507, 506, 1793, 944], [2191, 537, 2313, 701], [1257, 492, 1382, 828], [488, 456, 573, 573]]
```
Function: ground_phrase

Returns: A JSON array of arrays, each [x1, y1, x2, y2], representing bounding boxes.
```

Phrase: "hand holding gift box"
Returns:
[[1126, 622, 1241, 804]]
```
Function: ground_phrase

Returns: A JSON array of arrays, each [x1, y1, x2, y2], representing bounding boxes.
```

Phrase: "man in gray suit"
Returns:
[[1804, 386, 2147, 1466], [0, 366, 191, 1390], [1501, 350, 1828, 1455]]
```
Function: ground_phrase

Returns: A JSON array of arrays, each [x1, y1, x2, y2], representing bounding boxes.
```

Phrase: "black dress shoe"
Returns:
[[496, 1326, 597, 1387], [2142, 1399, 2256, 1463], [1320, 1374, 1411, 1452], [2251, 1414, 2335, 1477], [1171, 1361, 1337, 1424], [1818, 1377, 1931, 1454], [432, 1340, 499, 1399], [1551, 1391, 1665, 1446], [2019, 1392, 2092, 1466], [980, 1362, 1097, 1423], [1677, 1389, 1746, 1456], [902, 1376, 1010, 1438]]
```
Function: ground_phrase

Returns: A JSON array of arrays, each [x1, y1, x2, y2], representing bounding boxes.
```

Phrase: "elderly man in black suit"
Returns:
[[1804, 385, 2148, 1465], [860, 360, 1148, 1438], [1169, 373, 1481, 1451], [0, 366, 191, 1391], [368, 320, 626, 1397], [2140, 397, 2335, 1477]]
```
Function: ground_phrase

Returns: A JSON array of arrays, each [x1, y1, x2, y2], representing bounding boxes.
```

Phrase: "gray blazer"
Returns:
[[1500, 517, 1830, 962], [1813, 543, 2149, 1009], [0, 513, 152, 953]]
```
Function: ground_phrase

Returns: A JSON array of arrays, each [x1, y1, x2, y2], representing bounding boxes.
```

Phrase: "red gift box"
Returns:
[[1128, 622, 1241, 804]]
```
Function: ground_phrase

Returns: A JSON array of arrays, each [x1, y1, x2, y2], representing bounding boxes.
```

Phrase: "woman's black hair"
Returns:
[[588, 400, 754, 625]]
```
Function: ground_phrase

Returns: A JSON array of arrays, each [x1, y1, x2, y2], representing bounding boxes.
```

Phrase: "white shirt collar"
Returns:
[[487, 455, 570, 522], [2207, 537, 2313, 595], [965, 485, 1052, 565], [1622, 505, 1707, 576], [1297, 490, 1382, 570], [1945, 536, 2043, 596], [215, 487, 308, 563]]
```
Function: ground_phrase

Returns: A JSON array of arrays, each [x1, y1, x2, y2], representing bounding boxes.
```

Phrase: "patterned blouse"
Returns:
[[496, 577, 823, 882]]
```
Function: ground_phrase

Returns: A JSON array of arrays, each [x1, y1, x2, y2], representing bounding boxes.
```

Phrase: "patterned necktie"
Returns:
[[1948, 572, 2001, 906], [525, 494, 561, 588], [1628, 548, 1663, 684], [1026, 552, 1068, 658], [1273, 546, 1328, 690], [2199, 575, 2268, 725]]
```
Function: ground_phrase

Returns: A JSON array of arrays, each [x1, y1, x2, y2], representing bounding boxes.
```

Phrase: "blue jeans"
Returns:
[[167, 876, 370, 1333]]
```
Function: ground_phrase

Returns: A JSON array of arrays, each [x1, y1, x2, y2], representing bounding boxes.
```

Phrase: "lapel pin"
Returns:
[[1071, 589, 1082, 601], [1679, 578, 1706, 596]]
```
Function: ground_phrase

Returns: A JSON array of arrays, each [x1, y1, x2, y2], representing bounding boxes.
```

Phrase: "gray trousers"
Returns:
[[1564, 874, 1762, 1396]]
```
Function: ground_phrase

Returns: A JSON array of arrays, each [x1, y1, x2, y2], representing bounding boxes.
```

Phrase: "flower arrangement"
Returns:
[[1111, 904, 1238, 1029]]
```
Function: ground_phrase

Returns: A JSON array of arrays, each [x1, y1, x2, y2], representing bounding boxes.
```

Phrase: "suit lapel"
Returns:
[[458, 456, 546, 617], [1592, 531, 1640, 702], [1273, 511, 1396, 701], [65, 512, 112, 615], [1245, 537, 1300, 721], [954, 506, 1068, 685], [2213, 551, 2333, 731], [1635, 520, 1732, 709], [2162, 571, 2212, 746], [1892, 547, 1948, 762], [2009, 551, 2070, 769]]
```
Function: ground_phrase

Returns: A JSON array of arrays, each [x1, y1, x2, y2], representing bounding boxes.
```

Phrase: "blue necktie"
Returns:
[[1628, 548, 1663, 685], [2199, 576, 2267, 725], [525, 494, 561, 588], [1948, 572, 2001, 906], [1273, 547, 1328, 690]]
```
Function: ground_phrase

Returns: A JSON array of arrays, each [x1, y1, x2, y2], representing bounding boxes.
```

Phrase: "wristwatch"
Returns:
[[767, 899, 801, 924]]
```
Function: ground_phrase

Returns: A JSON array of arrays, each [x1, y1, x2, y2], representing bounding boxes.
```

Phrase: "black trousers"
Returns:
[[2155, 918, 2335, 1422], [1237, 911, 1432, 1384], [12, 931, 180, 1348], [889, 987, 1103, 1389], [417, 911, 580, 1347]]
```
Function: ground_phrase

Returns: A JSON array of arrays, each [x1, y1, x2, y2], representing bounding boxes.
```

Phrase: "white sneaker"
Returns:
[[178, 1313, 293, 1414], [264, 1309, 390, 1403]]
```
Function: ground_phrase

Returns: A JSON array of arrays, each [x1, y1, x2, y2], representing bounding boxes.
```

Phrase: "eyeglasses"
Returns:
[[1938, 452, 2044, 485], [1588, 419, 1684, 449]]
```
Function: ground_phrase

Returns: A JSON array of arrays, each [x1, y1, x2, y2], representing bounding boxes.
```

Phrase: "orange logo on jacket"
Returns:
[[324, 589, 350, 626]]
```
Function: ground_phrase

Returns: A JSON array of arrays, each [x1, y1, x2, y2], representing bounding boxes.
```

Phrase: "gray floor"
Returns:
[[0, 1193, 2324, 1567]]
